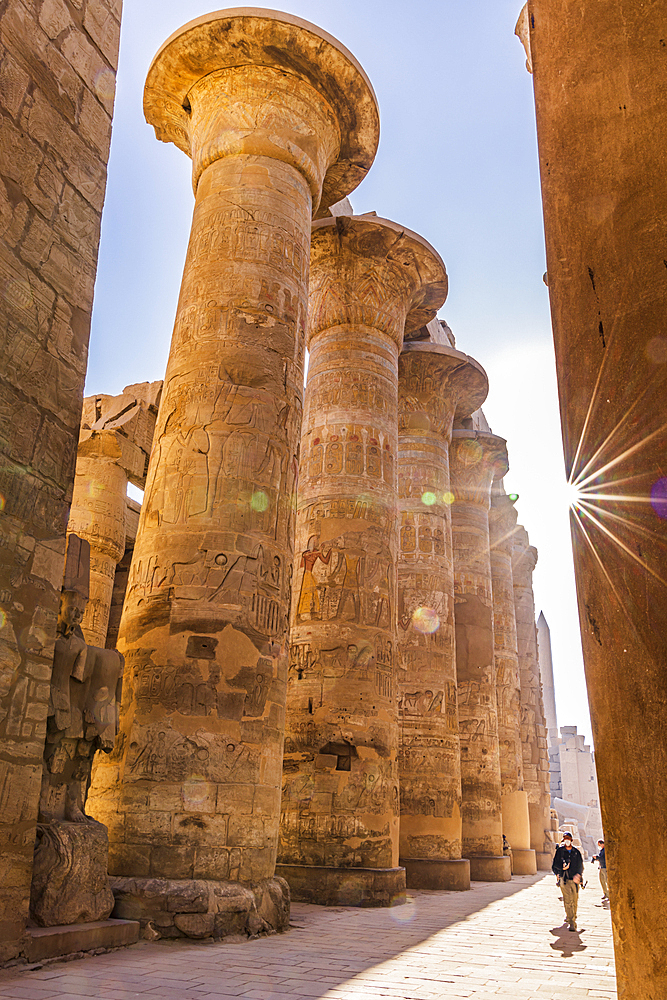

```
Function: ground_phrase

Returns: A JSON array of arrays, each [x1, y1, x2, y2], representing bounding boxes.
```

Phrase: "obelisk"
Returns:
[[489, 486, 536, 875], [88, 10, 379, 926], [450, 430, 511, 881], [397, 342, 487, 891], [277, 216, 448, 906]]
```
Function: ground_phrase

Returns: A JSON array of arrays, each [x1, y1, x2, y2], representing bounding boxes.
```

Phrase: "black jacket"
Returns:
[[593, 846, 606, 869], [552, 844, 584, 881]]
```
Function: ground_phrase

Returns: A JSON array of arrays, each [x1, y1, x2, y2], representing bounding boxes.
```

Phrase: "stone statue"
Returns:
[[31, 534, 124, 926], [39, 536, 124, 824]]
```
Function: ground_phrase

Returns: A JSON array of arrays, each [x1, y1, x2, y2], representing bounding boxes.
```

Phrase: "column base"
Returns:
[[511, 848, 537, 875], [467, 855, 512, 882], [110, 876, 289, 941], [401, 857, 470, 891], [275, 864, 406, 907], [536, 851, 555, 871]]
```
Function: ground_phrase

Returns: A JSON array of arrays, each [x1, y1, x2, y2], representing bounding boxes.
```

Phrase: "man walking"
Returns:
[[592, 839, 608, 900], [552, 831, 584, 931]]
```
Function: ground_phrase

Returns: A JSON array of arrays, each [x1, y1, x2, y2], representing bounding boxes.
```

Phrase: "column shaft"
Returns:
[[512, 528, 551, 869], [68, 448, 127, 648], [450, 431, 510, 882], [87, 12, 379, 914], [278, 216, 447, 906], [396, 344, 487, 892], [490, 489, 535, 875]]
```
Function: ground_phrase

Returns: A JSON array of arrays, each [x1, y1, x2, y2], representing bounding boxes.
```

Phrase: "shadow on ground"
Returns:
[[0, 874, 557, 1000]]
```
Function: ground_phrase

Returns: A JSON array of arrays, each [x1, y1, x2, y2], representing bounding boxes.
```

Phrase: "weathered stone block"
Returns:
[[30, 820, 114, 926], [174, 912, 215, 938]]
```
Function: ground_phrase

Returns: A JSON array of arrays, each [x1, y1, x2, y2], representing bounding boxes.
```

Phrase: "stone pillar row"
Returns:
[[84, 8, 551, 930]]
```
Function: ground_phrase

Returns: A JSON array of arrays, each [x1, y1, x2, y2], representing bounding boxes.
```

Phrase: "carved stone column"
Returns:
[[396, 344, 487, 891], [489, 487, 536, 875], [87, 11, 379, 925], [450, 431, 511, 882], [512, 525, 552, 870], [277, 216, 447, 907], [67, 385, 160, 648]]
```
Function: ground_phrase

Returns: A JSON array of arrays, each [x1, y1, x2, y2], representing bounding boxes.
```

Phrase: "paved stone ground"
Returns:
[[0, 873, 616, 1000]]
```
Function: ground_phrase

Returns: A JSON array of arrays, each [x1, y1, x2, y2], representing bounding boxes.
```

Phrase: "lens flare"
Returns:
[[508, 493, 519, 502], [412, 607, 440, 634], [650, 477, 667, 519], [442, 491, 454, 505], [389, 892, 417, 923], [251, 490, 269, 512], [94, 68, 116, 104], [0, 610, 6, 629], [421, 491, 437, 506], [0, 495, 5, 512], [183, 776, 209, 806]]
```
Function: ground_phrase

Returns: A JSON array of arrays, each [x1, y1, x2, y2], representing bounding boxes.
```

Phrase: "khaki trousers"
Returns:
[[600, 868, 609, 897], [561, 879, 579, 927]]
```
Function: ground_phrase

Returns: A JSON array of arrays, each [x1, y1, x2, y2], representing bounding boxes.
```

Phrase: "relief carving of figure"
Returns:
[[296, 536, 332, 620]]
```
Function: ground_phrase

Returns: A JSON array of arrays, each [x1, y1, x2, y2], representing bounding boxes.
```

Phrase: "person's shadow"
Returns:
[[550, 925, 588, 957]]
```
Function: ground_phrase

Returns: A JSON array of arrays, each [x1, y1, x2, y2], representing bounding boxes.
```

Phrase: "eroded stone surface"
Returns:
[[110, 875, 289, 940], [30, 820, 114, 927], [0, 0, 121, 957]]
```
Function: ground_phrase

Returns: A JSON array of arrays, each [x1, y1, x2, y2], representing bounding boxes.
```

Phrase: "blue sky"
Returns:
[[87, 0, 592, 745]]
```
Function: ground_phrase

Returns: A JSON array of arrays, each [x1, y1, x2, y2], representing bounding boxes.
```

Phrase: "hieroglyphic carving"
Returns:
[[281, 217, 446, 889]]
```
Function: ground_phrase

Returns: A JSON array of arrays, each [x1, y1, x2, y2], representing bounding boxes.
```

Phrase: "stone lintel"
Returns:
[[309, 216, 448, 345], [275, 864, 405, 907], [25, 919, 139, 963], [401, 858, 471, 892], [144, 8, 379, 210], [400, 343, 489, 421], [467, 856, 512, 883]]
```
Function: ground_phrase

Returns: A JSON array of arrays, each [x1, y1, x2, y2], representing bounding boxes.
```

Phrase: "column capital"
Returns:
[[489, 489, 519, 553], [512, 524, 538, 574], [308, 216, 448, 348], [450, 431, 509, 507], [399, 344, 488, 436], [144, 9, 379, 211]]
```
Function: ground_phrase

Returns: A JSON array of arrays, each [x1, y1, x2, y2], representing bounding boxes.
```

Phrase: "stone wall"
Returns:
[[0, 0, 121, 960]]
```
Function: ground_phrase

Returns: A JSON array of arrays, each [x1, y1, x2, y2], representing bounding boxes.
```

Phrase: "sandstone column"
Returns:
[[512, 526, 552, 869], [277, 216, 447, 906], [489, 487, 536, 875], [88, 11, 379, 917], [397, 343, 487, 891], [518, 7, 667, 989], [450, 431, 511, 881], [67, 385, 161, 648]]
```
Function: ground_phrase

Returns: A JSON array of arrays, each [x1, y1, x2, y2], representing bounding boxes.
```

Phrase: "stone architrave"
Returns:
[[512, 526, 552, 869], [489, 486, 536, 875], [87, 10, 379, 930], [450, 431, 511, 882], [67, 384, 161, 648], [396, 343, 488, 891], [277, 216, 448, 907]]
